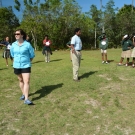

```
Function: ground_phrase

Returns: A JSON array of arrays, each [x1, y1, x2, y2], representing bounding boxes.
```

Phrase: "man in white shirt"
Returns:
[[71, 28, 82, 82]]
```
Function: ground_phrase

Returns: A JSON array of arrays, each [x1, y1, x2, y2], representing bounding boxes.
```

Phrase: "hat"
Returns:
[[123, 35, 128, 39]]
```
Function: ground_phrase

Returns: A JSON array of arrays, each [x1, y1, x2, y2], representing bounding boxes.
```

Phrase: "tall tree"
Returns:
[[0, 7, 19, 42]]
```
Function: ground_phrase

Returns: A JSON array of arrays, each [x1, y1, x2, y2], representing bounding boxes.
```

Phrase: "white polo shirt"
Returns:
[[71, 35, 82, 51]]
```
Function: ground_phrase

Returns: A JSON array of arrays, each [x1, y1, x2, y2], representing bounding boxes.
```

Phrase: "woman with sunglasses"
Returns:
[[10, 29, 35, 105]]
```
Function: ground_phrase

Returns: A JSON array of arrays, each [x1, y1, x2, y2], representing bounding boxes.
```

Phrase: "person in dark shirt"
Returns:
[[98, 33, 109, 64], [118, 34, 133, 66], [0, 36, 12, 66], [66, 37, 72, 61]]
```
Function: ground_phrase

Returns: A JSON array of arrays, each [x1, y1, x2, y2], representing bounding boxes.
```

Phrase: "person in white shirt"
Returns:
[[71, 28, 82, 82]]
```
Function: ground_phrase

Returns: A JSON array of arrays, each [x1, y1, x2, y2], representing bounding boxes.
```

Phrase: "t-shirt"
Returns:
[[121, 39, 133, 51], [0, 41, 11, 50], [71, 35, 82, 50], [43, 39, 51, 46], [98, 35, 108, 50]]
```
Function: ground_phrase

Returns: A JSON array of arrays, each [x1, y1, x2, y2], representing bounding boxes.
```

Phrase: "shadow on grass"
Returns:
[[32, 60, 44, 64], [108, 60, 114, 63], [0, 68, 8, 70], [30, 83, 63, 101], [51, 59, 62, 62], [80, 71, 97, 79]]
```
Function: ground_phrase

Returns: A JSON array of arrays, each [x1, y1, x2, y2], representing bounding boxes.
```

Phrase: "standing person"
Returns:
[[118, 34, 133, 66], [131, 36, 135, 67], [42, 35, 52, 63], [98, 33, 109, 64], [71, 28, 82, 82], [66, 37, 72, 61], [10, 29, 35, 105], [26, 35, 31, 43], [0, 36, 12, 66]]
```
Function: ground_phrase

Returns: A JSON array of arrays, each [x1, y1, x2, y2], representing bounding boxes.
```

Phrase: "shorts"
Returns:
[[101, 49, 107, 53], [3, 50, 12, 59], [14, 67, 31, 75]]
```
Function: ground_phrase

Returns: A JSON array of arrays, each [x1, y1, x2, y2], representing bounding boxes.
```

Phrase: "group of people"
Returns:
[[1, 27, 135, 105], [66, 30, 135, 84]]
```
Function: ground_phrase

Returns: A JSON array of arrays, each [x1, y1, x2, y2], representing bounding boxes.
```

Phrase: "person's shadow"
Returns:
[[0, 68, 8, 70], [108, 60, 114, 63], [32, 60, 44, 64], [30, 83, 63, 101], [80, 71, 97, 79], [50, 59, 62, 62]]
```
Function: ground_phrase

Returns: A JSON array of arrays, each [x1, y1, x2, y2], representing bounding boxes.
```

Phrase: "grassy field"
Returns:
[[1, 48, 135, 135]]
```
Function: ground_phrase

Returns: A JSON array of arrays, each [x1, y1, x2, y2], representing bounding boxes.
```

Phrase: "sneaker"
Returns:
[[24, 99, 33, 105], [102, 61, 104, 64], [106, 61, 109, 64], [20, 95, 25, 100], [118, 63, 122, 66], [132, 64, 135, 68], [73, 79, 80, 82], [125, 64, 128, 67]]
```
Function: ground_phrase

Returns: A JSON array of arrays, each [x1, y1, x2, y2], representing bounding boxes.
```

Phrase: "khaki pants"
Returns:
[[71, 50, 81, 80]]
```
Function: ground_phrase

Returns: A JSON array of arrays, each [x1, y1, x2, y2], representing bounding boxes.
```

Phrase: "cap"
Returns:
[[123, 35, 128, 39]]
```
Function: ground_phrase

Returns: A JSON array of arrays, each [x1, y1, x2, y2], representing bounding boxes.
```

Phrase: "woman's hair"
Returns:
[[15, 29, 27, 40], [5, 36, 9, 41], [45, 35, 49, 38]]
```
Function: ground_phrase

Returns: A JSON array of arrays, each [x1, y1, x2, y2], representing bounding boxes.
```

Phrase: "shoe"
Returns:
[[106, 61, 109, 64], [7, 65, 8, 67], [125, 64, 128, 67], [73, 79, 80, 82], [117, 63, 122, 66], [20, 95, 25, 100], [24, 99, 33, 105], [102, 61, 104, 64], [132, 64, 135, 68]]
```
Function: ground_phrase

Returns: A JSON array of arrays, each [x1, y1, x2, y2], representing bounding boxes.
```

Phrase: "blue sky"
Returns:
[[1, 0, 134, 20]]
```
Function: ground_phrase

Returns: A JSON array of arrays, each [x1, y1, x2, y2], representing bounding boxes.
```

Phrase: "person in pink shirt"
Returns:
[[42, 35, 52, 62]]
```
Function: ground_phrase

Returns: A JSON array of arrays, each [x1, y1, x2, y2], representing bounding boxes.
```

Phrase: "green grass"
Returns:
[[0, 48, 135, 135]]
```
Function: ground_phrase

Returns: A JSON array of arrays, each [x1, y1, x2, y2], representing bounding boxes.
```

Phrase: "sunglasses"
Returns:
[[14, 33, 21, 35]]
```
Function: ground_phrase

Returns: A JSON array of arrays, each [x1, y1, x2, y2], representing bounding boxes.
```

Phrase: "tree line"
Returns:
[[0, 0, 135, 50]]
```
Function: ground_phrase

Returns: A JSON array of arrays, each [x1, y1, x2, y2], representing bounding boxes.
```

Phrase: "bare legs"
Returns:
[[17, 73, 30, 100], [118, 57, 129, 66], [132, 57, 135, 67], [5, 58, 8, 66], [5, 58, 13, 67], [101, 53, 108, 63]]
